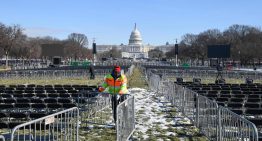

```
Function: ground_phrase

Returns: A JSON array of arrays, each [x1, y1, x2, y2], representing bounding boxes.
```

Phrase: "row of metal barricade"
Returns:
[[77, 66, 135, 141], [0, 65, 136, 141], [9, 107, 79, 141], [75, 92, 135, 141], [0, 65, 136, 79], [148, 72, 259, 141], [0, 69, 110, 79], [149, 69, 262, 81], [0, 93, 135, 141]]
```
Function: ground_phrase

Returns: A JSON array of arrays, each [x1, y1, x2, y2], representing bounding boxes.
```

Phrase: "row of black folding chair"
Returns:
[[9, 89, 79, 94], [186, 83, 262, 87], [191, 86, 262, 91], [227, 102, 262, 109], [0, 98, 74, 104], [0, 112, 58, 129], [216, 97, 245, 103], [0, 86, 96, 92], [1, 88, 96, 94], [0, 93, 98, 100], [0, 89, 81, 94], [0, 122, 26, 129], [184, 83, 262, 88], [209, 95, 262, 101], [0, 103, 76, 110], [1, 84, 94, 88], [196, 90, 262, 95]]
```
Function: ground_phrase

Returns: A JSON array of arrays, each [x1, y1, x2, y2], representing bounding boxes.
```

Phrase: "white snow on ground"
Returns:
[[234, 68, 262, 72], [79, 87, 206, 140], [129, 88, 206, 140], [132, 88, 167, 133]]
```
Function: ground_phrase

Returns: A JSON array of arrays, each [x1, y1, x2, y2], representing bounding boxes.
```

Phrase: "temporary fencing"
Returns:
[[77, 91, 111, 127], [146, 68, 262, 82], [218, 106, 258, 141], [0, 135, 5, 141], [0, 69, 110, 80], [116, 95, 135, 141], [10, 107, 79, 141], [147, 70, 161, 92], [149, 72, 259, 141], [77, 90, 135, 141], [197, 95, 218, 140]]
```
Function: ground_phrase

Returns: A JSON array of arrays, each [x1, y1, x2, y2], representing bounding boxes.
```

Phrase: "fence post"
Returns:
[[116, 95, 135, 141], [196, 93, 199, 127], [11, 107, 79, 141], [0, 135, 5, 141], [182, 87, 185, 114], [76, 108, 79, 141], [217, 107, 221, 141]]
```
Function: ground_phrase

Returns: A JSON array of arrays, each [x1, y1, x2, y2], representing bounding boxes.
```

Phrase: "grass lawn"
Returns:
[[0, 77, 103, 86]]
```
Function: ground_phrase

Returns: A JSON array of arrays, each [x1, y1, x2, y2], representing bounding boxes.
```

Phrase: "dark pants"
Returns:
[[90, 73, 95, 79], [111, 95, 127, 123]]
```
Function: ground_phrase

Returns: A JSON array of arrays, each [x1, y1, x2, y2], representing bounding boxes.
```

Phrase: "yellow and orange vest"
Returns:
[[99, 74, 128, 94]]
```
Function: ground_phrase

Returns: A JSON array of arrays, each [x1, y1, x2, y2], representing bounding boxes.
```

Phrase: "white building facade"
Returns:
[[96, 24, 174, 58]]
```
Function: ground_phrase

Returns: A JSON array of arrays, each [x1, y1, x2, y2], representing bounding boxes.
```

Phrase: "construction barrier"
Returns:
[[148, 71, 259, 141], [117, 95, 135, 141], [10, 107, 79, 141]]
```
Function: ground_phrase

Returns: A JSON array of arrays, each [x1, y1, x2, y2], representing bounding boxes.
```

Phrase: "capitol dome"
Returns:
[[129, 24, 142, 45]]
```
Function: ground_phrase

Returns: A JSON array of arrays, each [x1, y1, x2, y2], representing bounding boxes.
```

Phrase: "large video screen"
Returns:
[[41, 44, 65, 57], [207, 45, 230, 58]]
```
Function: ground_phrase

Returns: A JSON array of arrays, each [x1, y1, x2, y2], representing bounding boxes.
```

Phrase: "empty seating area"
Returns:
[[0, 84, 98, 130], [176, 82, 262, 131], [0, 65, 131, 79]]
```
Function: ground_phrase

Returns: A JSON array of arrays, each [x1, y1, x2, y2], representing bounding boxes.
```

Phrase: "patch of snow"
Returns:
[[129, 87, 203, 140], [234, 68, 262, 72], [166, 132, 176, 136]]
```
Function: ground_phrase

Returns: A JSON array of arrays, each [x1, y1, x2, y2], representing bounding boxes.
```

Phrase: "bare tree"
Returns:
[[0, 23, 6, 57], [148, 48, 164, 59], [0, 24, 23, 67], [223, 24, 262, 65], [68, 33, 88, 48], [10, 34, 28, 59], [66, 33, 89, 60], [27, 38, 41, 59]]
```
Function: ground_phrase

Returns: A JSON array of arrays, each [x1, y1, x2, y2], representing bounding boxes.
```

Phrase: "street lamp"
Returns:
[[174, 39, 178, 66]]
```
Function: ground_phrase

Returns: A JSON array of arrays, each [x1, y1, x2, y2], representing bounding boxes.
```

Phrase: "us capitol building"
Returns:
[[96, 24, 173, 59]]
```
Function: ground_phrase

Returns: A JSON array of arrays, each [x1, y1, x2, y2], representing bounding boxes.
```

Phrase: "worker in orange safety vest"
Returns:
[[98, 65, 128, 122]]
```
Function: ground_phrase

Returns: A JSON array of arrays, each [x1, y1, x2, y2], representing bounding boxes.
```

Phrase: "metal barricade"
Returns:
[[0, 135, 5, 141], [162, 81, 175, 103], [148, 73, 161, 92], [10, 107, 79, 141], [0, 68, 119, 80], [172, 84, 185, 111], [183, 88, 197, 124], [145, 68, 262, 82], [77, 91, 111, 127], [148, 71, 260, 141], [218, 106, 258, 141], [125, 65, 135, 77], [197, 95, 218, 141], [158, 80, 170, 97], [116, 95, 135, 141]]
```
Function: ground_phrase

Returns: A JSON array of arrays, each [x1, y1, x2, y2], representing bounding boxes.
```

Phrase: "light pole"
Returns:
[[92, 38, 97, 65], [175, 39, 178, 66], [238, 50, 241, 68]]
